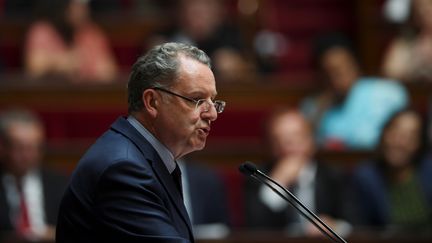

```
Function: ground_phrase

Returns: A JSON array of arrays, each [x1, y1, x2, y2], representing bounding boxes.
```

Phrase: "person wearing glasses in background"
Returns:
[[56, 42, 226, 243]]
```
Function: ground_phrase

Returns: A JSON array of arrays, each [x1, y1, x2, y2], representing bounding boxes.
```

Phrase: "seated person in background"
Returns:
[[148, 0, 253, 82], [0, 109, 68, 241], [24, 0, 118, 83], [178, 159, 230, 239], [301, 33, 408, 150], [382, 0, 432, 82], [244, 108, 355, 237], [352, 108, 432, 232]]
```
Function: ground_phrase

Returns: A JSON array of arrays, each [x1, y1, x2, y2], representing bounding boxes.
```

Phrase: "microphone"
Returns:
[[238, 161, 256, 176], [239, 162, 347, 243]]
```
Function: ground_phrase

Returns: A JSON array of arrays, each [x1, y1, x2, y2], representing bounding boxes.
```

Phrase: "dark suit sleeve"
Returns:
[[94, 161, 190, 243]]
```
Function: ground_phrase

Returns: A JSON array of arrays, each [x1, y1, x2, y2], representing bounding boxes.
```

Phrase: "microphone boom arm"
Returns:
[[240, 162, 347, 243], [255, 169, 347, 243], [251, 173, 342, 243]]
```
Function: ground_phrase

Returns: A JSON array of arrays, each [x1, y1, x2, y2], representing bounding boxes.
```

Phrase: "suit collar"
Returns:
[[127, 115, 176, 173], [111, 117, 159, 162], [110, 117, 194, 240]]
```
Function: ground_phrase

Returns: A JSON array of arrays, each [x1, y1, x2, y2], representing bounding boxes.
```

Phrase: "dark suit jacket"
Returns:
[[56, 117, 194, 243], [244, 162, 356, 229], [0, 168, 68, 232], [184, 163, 230, 226]]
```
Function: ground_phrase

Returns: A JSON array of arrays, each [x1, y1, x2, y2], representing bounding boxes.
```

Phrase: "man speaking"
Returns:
[[56, 43, 226, 242]]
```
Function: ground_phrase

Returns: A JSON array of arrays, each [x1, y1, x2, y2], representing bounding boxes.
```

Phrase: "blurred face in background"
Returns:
[[382, 111, 421, 170], [268, 112, 315, 160], [320, 47, 360, 97], [1, 122, 44, 178], [413, 0, 432, 31], [180, 0, 223, 41], [66, 0, 91, 28]]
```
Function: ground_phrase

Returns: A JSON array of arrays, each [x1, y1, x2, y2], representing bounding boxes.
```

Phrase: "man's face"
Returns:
[[1, 122, 44, 177], [155, 56, 218, 158], [269, 113, 315, 160]]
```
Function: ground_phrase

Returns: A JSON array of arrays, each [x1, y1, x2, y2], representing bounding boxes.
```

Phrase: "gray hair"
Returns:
[[127, 42, 211, 113], [0, 109, 43, 144]]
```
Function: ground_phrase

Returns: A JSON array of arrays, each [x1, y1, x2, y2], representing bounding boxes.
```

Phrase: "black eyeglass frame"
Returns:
[[152, 87, 226, 113]]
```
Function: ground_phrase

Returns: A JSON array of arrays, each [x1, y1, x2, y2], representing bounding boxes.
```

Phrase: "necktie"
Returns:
[[172, 163, 183, 198], [16, 190, 30, 235]]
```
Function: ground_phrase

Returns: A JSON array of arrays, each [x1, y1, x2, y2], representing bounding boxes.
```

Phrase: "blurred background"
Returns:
[[0, 0, 431, 242]]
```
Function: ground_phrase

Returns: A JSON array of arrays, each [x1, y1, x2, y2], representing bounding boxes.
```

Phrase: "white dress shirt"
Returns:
[[2, 171, 47, 236]]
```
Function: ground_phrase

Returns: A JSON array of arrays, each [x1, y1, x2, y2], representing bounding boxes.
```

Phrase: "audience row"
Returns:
[[1, 0, 432, 84], [1, 105, 431, 241]]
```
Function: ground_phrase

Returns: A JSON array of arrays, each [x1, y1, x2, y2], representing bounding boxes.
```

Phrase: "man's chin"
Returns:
[[195, 141, 206, 151], [192, 139, 207, 151], [181, 140, 206, 157]]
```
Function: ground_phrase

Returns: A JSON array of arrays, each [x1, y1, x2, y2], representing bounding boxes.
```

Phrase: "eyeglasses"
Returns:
[[153, 87, 226, 113]]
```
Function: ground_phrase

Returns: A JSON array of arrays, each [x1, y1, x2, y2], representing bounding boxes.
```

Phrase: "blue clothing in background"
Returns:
[[302, 77, 408, 149]]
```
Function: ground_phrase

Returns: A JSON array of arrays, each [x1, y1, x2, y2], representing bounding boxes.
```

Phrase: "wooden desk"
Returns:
[[2, 230, 431, 243]]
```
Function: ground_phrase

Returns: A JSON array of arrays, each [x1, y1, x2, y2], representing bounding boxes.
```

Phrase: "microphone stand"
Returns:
[[241, 162, 347, 243]]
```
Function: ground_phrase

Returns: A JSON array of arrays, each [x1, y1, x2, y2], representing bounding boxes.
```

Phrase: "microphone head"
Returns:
[[239, 161, 258, 176]]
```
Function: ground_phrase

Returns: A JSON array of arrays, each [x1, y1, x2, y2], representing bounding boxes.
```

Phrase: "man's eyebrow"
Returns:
[[188, 90, 218, 98]]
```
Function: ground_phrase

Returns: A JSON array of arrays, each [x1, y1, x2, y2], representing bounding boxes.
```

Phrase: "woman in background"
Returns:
[[352, 109, 432, 232], [301, 33, 407, 150], [24, 0, 118, 83]]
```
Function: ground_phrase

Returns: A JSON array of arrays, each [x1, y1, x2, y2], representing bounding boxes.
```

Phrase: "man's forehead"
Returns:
[[177, 55, 210, 74], [175, 56, 216, 93], [272, 113, 311, 133]]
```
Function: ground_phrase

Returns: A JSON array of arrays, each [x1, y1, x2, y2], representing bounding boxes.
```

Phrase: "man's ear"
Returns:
[[142, 89, 159, 118]]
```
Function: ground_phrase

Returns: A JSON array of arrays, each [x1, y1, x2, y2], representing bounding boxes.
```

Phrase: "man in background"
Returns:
[[0, 109, 68, 242], [244, 108, 356, 237]]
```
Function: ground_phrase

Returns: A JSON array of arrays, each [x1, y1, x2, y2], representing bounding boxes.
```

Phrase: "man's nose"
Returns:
[[202, 103, 218, 122]]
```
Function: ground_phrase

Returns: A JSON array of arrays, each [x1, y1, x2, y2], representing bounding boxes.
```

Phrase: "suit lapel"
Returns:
[[150, 157, 194, 235], [110, 117, 194, 240]]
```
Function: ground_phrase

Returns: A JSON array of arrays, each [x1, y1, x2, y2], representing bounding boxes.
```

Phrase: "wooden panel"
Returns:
[[0, 76, 430, 171]]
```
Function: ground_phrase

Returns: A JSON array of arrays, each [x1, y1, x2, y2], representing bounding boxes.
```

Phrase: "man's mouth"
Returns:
[[198, 127, 210, 136]]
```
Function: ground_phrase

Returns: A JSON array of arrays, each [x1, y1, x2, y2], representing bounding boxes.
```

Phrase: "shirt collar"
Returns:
[[127, 115, 176, 174]]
